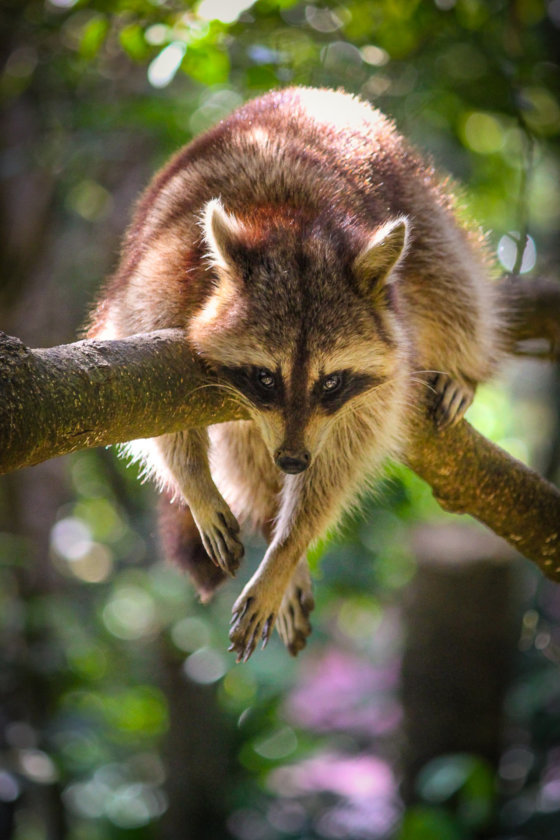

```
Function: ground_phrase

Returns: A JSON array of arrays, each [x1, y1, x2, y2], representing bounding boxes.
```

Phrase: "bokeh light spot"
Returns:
[[51, 517, 93, 560], [497, 232, 536, 274], [66, 180, 113, 222], [103, 587, 157, 640], [170, 616, 210, 652], [361, 45, 390, 66], [18, 749, 58, 784], [148, 42, 186, 88], [184, 647, 227, 684], [197, 0, 255, 24], [462, 112, 504, 154], [253, 726, 298, 760]]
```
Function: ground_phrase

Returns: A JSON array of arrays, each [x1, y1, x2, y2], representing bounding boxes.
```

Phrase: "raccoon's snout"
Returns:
[[274, 447, 311, 474]]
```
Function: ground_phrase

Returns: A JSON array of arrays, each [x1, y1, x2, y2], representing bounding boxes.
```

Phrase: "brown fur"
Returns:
[[89, 87, 503, 660], [157, 493, 228, 603]]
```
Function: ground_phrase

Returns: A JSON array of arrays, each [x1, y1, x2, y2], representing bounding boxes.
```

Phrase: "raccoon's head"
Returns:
[[189, 198, 411, 474]]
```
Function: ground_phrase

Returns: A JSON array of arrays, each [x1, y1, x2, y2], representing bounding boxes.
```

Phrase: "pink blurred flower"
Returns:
[[285, 648, 401, 735]]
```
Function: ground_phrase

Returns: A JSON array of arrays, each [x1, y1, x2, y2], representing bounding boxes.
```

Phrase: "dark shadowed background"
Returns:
[[1, 1, 560, 838]]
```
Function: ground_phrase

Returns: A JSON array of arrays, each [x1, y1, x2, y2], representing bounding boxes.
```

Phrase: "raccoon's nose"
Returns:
[[274, 448, 311, 474]]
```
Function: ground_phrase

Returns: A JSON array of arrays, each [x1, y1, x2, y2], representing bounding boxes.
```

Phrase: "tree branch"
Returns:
[[405, 404, 560, 581], [0, 330, 245, 473], [1, 272, 559, 581]]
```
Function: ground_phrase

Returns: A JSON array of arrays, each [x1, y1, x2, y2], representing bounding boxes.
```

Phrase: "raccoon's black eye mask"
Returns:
[[221, 364, 382, 413], [312, 370, 381, 414], [219, 365, 283, 409]]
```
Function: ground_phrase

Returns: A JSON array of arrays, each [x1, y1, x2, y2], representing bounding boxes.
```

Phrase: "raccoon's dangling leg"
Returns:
[[228, 402, 394, 662], [156, 429, 244, 575], [228, 474, 320, 663], [228, 501, 316, 662], [158, 493, 229, 603], [430, 372, 475, 429], [259, 520, 314, 657], [275, 558, 315, 656], [229, 426, 383, 661]]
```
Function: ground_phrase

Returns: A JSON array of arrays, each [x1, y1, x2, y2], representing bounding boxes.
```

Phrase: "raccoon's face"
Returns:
[[189, 199, 410, 474]]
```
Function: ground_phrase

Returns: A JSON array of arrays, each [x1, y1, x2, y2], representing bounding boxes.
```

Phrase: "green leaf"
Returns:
[[103, 686, 169, 738], [80, 16, 109, 60], [398, 806, 465, 840], [119, 23, 149, 62], [255, 0, 301, 10], [181, 44, 230, 85], [245, 64, 282, 89]]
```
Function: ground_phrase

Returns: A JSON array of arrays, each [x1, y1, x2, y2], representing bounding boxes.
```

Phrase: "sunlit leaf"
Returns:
[[79, 15, 109, 60], [181, 44, 230, 85], [103, 687, 169, 738], [119, 23, 149, 62]]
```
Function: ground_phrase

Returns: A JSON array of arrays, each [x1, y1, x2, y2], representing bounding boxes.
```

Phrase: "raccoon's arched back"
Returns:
[[90, 86, 454, 333], [89, 86, 501, 386]]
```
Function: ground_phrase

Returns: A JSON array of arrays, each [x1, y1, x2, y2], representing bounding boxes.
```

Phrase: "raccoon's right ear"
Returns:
[[353, 217, 408, 297], [202, 198, 245, 269]]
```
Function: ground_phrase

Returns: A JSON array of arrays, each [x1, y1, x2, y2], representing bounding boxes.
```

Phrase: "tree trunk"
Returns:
[[400, 524, 519, 802], [158, 642, 233, 840]]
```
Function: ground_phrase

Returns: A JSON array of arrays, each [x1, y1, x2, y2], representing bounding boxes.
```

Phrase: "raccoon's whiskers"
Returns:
[[326, 376, 403, 426], [409, 377, 436, 393], [187, 381, 254, 414], [408, 369, 448, 395]]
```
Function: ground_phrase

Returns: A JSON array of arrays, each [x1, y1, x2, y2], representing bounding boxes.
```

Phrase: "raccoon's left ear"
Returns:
[[353, 217, 408, 296], [202, 198, 245, 269]]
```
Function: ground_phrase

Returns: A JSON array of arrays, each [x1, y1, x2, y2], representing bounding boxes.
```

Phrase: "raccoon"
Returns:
[[89, 87, 502, 662]]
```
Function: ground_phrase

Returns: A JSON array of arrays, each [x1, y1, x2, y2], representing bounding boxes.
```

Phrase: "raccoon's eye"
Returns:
[[256, 368, 276, 390], [322, 373, 343, 394]]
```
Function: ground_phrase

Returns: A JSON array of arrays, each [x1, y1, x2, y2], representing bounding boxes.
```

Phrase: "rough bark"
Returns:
[[0, 329, 245, 473], [405, 399, 560, 581], [1, 273, 559, 581]]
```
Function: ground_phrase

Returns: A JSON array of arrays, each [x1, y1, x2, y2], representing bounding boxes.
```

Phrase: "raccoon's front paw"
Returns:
[[430, 373, 474, 429], [276, 562, 314, 657], [228, 582, 280, 663], [190, 502, 244, 576]]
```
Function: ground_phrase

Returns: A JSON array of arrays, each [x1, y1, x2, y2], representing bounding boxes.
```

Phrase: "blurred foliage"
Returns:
[[1, 0, 560, 838]]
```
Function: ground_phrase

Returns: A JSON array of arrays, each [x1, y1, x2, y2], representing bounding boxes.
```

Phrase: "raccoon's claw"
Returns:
[[276, 587, 314, 656], [230, 595, 252, 627], [193, 504, 244, 576], [430, 373, 474, 429], [276, 565, 314, 657], [229, 591, 277, 663]]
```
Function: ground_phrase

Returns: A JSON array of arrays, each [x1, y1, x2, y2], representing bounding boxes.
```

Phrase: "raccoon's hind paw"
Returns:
[[430, 373, 474, 429], [191, 502, 244, 576], [276, 563, 314, 657]]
